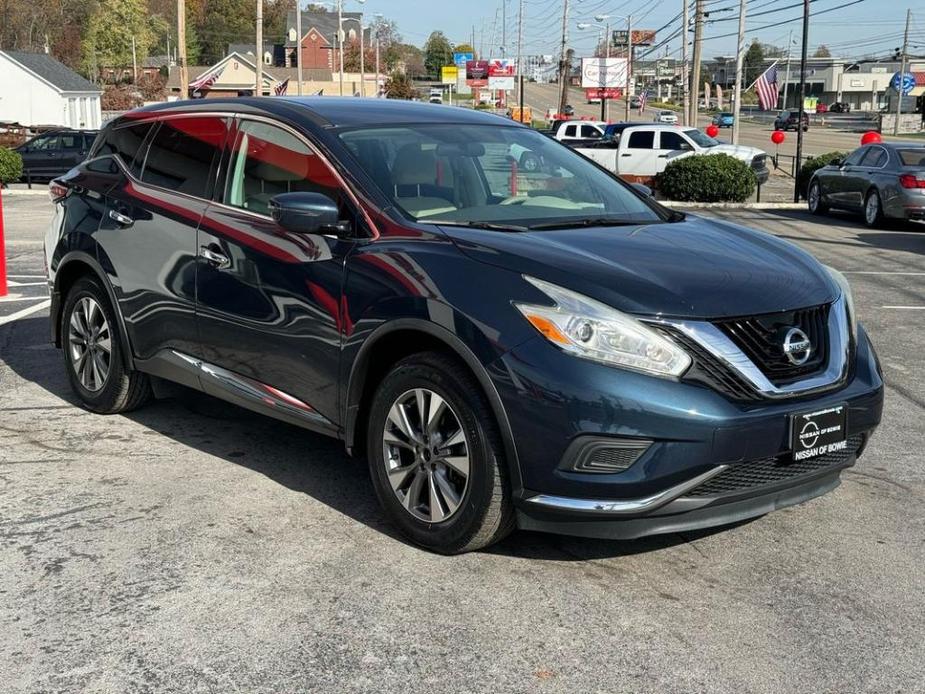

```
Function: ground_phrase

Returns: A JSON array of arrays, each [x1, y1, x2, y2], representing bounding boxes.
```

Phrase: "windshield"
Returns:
[[338, 124, 662, 228], [684, 129, 719, 148]]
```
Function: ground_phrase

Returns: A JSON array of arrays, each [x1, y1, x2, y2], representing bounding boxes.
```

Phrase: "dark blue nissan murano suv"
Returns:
[[44, 98, 883, 553]]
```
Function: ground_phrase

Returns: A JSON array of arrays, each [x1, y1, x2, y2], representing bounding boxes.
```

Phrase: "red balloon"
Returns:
[[860, 131, 882, 145], [705, 124, 719, 138], [771, 130, 785, 145]]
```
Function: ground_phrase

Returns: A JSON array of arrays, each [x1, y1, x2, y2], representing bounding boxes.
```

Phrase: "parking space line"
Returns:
[[843, 272, 925, 275], [0, 299, 51, 327], [882, 306, 925, 310], [0, 295, 48, 303], [8, 275, 46, 279], [7, 280, 47, 287]]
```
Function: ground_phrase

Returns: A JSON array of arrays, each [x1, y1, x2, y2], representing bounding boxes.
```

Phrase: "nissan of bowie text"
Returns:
[[44, 98, 883, 554]]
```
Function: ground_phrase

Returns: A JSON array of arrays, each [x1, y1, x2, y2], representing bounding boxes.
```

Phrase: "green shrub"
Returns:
[[656, 153, 757, 202], [0, 147, 23, 184], [797, 151, 846, 199]]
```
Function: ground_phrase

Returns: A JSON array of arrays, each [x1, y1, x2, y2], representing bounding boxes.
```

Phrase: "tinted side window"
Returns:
[[97, 121, 156, 177], [564, 125, 577, 137], [140, 116, 228, 198], [580, 125, 600, 138], [861, 147, 886, 167], [29, 135, 59, 151], [223, 120, 343, 217], [628, 131, 655, 149], [59, 134, 81, 150], [659, 131, 689, 151], [843, 147, 867, 167]]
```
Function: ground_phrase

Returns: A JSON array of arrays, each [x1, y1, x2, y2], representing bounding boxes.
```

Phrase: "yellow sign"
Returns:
[[441, 66, 458, 85]]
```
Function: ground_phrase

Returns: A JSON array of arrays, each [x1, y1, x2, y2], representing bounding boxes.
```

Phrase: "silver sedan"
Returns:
[[807, 142, 925, 227]]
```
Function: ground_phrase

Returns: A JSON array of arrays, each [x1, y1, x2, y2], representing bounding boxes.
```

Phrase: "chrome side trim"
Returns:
[[525, 465, 729, 516], [652, 294, 850, 399]]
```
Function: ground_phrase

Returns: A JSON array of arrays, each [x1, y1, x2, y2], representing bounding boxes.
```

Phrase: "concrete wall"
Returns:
[[880, 113, 925, 134]]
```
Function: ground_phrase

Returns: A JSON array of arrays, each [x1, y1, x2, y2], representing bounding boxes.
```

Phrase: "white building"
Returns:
[[0, 50, 102, 129]]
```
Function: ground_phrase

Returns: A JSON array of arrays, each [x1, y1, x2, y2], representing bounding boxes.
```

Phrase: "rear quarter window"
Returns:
[[140, 116, 228, 198], [94, 121, 156, 177]]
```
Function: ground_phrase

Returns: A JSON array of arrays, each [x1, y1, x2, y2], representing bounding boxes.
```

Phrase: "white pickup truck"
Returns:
[[542, 119, 607, 143], [573, 123, 769, 185]]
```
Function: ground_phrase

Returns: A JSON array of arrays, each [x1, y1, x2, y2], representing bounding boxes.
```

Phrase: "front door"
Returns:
[[195, 118, 355, 427], [829, 147, 868, 208]]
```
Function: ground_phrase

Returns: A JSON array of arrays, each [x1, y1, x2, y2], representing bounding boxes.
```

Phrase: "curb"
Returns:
[[0, 188, 49, 197], [660, 201, 806, 210]]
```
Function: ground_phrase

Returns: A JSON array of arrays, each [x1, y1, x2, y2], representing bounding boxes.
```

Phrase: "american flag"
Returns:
[[189, 66, 225, 93], [638, 88, 649, 114], [754, 63, 780, 111], [274, 77, 290, 96]]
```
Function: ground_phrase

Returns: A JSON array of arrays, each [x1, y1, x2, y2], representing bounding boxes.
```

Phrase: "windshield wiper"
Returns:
[[421, 220, 530, 232], [526, 218, 654, 230]]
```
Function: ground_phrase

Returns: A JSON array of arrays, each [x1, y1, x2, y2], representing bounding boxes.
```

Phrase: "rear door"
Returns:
[[618, 129, 659, 179], [57, 132, 90, 174], [195, 117, 357, 426], [97, 115, 228, 362], [21, 133, 60, 177]]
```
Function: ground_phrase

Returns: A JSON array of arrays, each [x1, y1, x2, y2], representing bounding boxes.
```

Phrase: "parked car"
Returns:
[[45, 99, 882, 553], [428, 96, 443, 104], [807, 142, 925, 227], [629, 95, 642, 109], [15, 129, 97, 180], [774, 110, 809, 132], [829, 102, 851, 113], [815, 102, 828, 114], [562, 104, 575, 116], [576, 123, 769, 184], [712, 112, 735, 128], [542, 119, 606, 143], [654, 110, 679, 124]]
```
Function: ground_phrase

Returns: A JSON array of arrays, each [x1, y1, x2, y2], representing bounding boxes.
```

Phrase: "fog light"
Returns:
[[561, 438, 652, 474]]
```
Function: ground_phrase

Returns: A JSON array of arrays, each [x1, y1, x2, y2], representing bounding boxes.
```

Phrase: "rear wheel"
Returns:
[[808, 180, 828, 215], [864, 189, 884, 228], [62, 277, 150, 413], [366, 352, 514, 554]]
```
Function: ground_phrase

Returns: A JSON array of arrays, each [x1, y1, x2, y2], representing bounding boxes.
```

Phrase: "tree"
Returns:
[[195, 0, 252, 65], [743, 39, 765, 86], [423, 30, 453, 78], [395, 43, 424, 78], [453, 42, 475, 57], [82, 0, 152, 79], [384, 70, 415, 99], [813, 44, 831, 58]]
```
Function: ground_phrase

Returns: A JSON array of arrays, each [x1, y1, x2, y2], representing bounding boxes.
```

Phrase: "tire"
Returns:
[[863, 189, 884, 228], [366, 351, 514, 554], [520, 152, 541, 173], [808, 180, 829, 215], [62, 276, 151, 414]]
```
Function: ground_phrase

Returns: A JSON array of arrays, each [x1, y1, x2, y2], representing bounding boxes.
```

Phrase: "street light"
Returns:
[[314, 0, 365, 96], [341, 16, 365, 96]]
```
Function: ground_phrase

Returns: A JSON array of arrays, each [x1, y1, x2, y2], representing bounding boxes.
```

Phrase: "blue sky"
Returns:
[[357, 0, 923, 62]]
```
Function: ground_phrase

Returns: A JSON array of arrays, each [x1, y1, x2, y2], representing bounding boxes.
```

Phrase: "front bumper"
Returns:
[[494, 325, 883, 540]]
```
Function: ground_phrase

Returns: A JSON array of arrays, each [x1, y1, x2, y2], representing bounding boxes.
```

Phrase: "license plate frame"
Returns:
[[790, 404, 848, 461]]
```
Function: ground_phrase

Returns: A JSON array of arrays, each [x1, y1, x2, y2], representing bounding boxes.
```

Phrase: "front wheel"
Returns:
[[808, 180, 828, 215], [366, 352, 514, 554]]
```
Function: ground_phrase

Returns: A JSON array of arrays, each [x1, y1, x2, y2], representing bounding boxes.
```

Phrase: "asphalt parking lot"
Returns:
[[1, 194, 923, 693]]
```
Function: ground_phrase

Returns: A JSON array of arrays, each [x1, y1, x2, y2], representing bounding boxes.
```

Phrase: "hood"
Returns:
[[706, 144, 766, 161], [440, 215, 836, 319]]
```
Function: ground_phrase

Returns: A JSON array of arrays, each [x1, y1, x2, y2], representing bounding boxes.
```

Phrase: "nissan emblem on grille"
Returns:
[[782, 327, 812, 366]]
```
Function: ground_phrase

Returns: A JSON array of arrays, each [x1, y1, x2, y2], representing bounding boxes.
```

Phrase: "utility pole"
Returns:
[[296, 0, 303, 95], [731, 0, 746, 144], [131, 35, 138, 83], [177, 0, 188, 98], [255, 0, 263, 95], [681, 0, 689, 125], [338, 0, 344, 96], [501, 0, 507, 59], [793, 0, 809, 202], [602, 20, 609, 121], [781, 28, 792, 108], [689, 0, 704, 127], [624, 15, 632, 122], [359, 20, 365, 96], [374, 34, 380, 96], [517, 0, 524, 110], [557, 0, 569, 116], [894, 8, 911, 136]]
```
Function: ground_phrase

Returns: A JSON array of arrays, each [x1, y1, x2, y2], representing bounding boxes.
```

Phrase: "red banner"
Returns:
[[585, 87, 622, 99]]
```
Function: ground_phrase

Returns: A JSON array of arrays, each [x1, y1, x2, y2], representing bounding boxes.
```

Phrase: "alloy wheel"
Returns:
[[865, 193, 879, 225], [808, 183, 819, 212], [68, 296, 112, 392], [381, 388, 470, 523]]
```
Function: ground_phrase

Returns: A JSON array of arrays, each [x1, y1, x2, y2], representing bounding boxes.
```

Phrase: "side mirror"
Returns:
[[831, 158, 843, 167], [631, 183, 653, 198], [269, 192, 348, 235]]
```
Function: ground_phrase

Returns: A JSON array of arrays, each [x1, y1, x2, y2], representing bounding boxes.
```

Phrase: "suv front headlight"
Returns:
[[514, 276, 691, 377], [825, 266, 857, 341]]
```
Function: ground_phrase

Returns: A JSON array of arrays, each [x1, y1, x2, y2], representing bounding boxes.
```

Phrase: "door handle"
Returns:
[[108, 209, 134, 226], [620, 153, 632, 157], [200, 245, 231, 269]]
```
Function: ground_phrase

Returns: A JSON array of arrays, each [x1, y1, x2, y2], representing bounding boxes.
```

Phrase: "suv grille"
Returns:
[[685, 434, 863, 499], [715, 304, 830, 385], [654, 325, 756, 401]]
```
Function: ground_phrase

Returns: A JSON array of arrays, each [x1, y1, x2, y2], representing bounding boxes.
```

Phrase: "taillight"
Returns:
[[48, 180, 68, 202], [899, 173, 925, 189]]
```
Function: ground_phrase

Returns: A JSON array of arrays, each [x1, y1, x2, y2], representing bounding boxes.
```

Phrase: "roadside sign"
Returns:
[[581, 57, 628, 89], [612, 29, 656, 46], [466, 60, 489, 87], [453, 52, 473, 69], [891, 72, 915, 96], [441, 66, 458, 84]]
